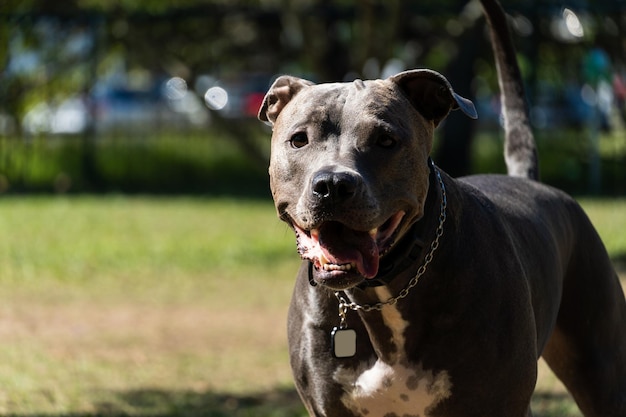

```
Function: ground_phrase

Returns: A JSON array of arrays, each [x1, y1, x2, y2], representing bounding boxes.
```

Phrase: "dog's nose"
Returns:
[[312, 171, 359, 203]]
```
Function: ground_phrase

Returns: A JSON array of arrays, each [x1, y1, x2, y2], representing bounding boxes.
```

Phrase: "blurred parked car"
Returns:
[[200, 73, 272, 120], [21, 77, 209, 136]]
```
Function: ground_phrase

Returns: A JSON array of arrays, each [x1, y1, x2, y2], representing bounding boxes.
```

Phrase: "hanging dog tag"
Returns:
[[331, 327, 357, 358]]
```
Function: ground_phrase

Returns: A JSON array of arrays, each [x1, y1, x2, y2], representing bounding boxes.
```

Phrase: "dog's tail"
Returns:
[[480, 0, 539, 181]]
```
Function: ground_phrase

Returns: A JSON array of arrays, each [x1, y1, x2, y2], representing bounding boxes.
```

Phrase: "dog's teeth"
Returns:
[[322, 263, 356, 272], [319, 254, 356, 272], [311, 229, 320, 240], [369, 228, 378, 238]]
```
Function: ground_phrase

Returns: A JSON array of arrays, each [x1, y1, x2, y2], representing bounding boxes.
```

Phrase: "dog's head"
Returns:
[[259, 69, 476, 290]]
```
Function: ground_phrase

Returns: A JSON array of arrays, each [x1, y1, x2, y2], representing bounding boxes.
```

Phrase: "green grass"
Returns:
[[0, 196, 624, 416], [578, 198, 626, 265], [0, 197, 296, 298], [0, 196, 304, 416]]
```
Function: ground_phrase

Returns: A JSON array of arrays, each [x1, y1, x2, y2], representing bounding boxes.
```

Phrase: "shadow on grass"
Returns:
[[92, 387, 306, 417], [5, 388, 306, 417], [5, 388, 584, 417]]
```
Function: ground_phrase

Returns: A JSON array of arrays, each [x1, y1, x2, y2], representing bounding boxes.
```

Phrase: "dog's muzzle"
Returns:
[[291, 210, 405, 281]]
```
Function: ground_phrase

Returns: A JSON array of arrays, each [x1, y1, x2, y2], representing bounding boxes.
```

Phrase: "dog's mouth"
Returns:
[[292, 211, 405, 285]]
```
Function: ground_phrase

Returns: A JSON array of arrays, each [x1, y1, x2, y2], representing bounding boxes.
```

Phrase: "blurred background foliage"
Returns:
[[1, 0, 625, 196]]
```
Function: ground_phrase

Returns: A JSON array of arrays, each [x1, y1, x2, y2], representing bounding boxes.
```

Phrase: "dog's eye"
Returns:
[[376, 134, 396, 149], [290, 132, 309, 149]]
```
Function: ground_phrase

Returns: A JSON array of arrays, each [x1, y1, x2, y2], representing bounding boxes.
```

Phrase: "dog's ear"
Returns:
[[389, 69, 477, 126], [258, 76, 315, 125]]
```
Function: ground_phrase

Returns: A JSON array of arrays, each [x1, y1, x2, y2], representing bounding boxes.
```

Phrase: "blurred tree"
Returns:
[[1, 0, 625, 176]]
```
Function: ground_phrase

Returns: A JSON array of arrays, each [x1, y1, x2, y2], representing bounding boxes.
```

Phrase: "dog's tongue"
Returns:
[[316, 222, 380, 278]]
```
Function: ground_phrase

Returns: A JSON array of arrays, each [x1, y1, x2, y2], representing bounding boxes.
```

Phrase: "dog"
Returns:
[[257, 0, 626, 415]]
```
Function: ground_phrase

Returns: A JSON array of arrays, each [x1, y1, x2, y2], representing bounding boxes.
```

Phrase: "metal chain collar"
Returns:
[[334, 166, 447, 313]]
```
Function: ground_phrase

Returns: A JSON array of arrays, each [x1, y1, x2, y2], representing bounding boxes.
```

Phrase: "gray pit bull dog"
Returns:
[[258, 0, 626, 416]]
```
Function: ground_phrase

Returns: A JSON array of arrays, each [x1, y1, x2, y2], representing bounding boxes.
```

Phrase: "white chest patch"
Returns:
[[335, 360, 452, 417], [334, 287, 452, 417]]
